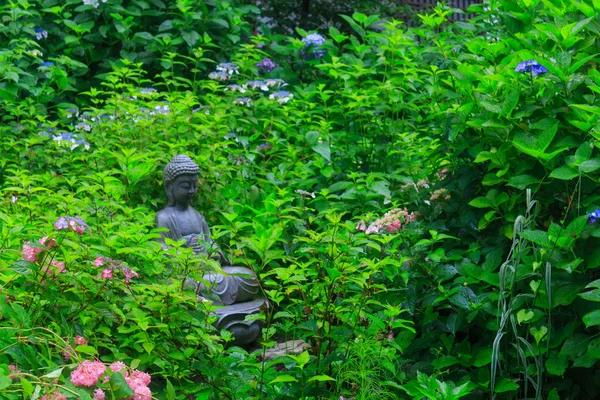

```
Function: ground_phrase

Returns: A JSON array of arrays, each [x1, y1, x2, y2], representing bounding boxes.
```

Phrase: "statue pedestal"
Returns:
[[213, 297, 268, 347]]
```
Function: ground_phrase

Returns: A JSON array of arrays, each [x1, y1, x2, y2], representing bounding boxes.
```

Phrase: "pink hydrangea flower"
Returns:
[[41, 392, 67, 400], [54, 216, 69, 230], [22, 243, 44, 262], [355, 220, 366, 231], [386, 220, 401, 232], [110, 361, 127, 372], [93, 388, 106, 400], [365, 225, 379, 235], [8, 364, 20, 380], [101, 268, 113, 279], [70, 360, 106, 387], [94, 257, 105, 267], [54, 216, 87, 235], [122, 267, 139, 284], [51, 260, 65, 274], [74, 335, 87, 346], [124, 370, 152, 400], [39, 236, 57, 249]]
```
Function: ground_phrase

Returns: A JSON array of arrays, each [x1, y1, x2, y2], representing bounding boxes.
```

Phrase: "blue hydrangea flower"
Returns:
[[153, 104, 170, 114], [257, 142, 272, 151], [38, 127, 56, 137], [302, 33, 326, 59], [34, 27, 48, 40], [589, 210, 600, 223], [216, 62, 239, 75], [225, 84, 246, 93], [53, 132, 74, 141], [83, 0, 106, 7], [256, 58, 276, 73], [515, 60, 548, 75], [233, 97, 253, 107], [224, 132, 237, 140], [264, 79, 287, 88], [66, 108, 79, 118], [53, 132, 90, 150], [139, 87, 157, 95], [269, 91, 293, 104], [40, 61, 55, 68], [243, 80, 268, 91], [208, 71, 229, 81]]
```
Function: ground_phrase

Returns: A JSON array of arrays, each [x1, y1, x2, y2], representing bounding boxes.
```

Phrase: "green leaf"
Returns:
[[158, 19, 173, 31], [530, 326, 548, 344], [517, 309, 534, 324], [473, 347, 492, 367], [166, 378, 176, 400], [537, 121, 559, 151], [545, 356, 568, 375], [312, 143, 330, 162], [269, 374, 298, 384], [182, 31, 200, 47], [0, 372, 11, 390], [307, 374, 336, 382], [43, 368, 64, 379], [583, 310, 600, 328], [109, 372, 135, 398], [575, 141, 592, 162], [469, 197, 494, 208], [519, 230, 549, 246], [507, 174, 539, 190], [569, 53, 599, 74], [494, 378, 519, 393], [75, 345, 98, 355], [560, 334, 590, 357], [586, 338, 600, 358], [480, 101, 502, 113], [580, 159, 600, 173], [11, 260, 34, 274], [566, 215, 589, 237], [550, 165, 578, 180], [134, 32, 154, 41], [502, 89, 520, 116], [21, 378, 34, 396]]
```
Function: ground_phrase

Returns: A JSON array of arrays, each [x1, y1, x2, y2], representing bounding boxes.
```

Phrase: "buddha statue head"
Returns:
[[163, 155, 200, 208]]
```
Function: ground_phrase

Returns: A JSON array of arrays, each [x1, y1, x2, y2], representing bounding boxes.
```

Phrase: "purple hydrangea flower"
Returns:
[[589, 210, 600, 223], [256, 58, 276, 73], [515, 60, 548, 75], [302, 33, 326, 59], [34, 27, 48, 40]]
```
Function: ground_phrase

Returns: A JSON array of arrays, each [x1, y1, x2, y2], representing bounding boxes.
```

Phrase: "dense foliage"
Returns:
[[2, 0, 600, 399]]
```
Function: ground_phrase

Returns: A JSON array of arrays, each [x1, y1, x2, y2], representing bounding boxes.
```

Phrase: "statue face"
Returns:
[[169, 174, 198, 208]]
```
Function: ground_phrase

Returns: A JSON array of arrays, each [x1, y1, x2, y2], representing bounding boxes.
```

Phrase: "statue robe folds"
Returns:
[[156, 208, 259, 306]]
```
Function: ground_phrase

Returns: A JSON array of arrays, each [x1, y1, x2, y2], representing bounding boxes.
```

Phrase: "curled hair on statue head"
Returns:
[[163, 154, 200, 207]]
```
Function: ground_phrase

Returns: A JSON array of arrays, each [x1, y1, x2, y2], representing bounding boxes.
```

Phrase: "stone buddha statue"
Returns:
[[156, 155, 266, 346]]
